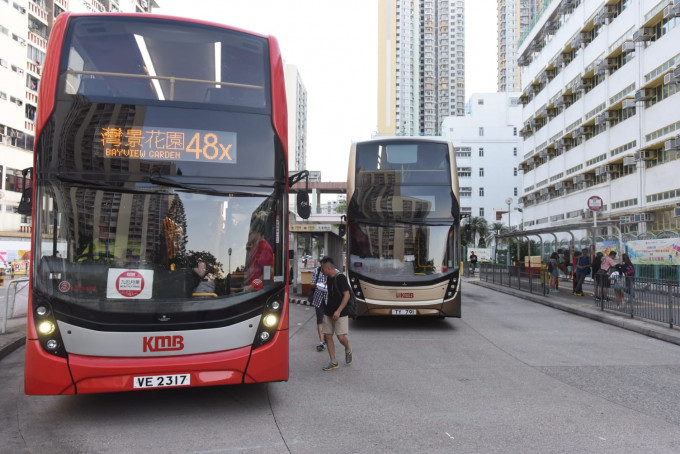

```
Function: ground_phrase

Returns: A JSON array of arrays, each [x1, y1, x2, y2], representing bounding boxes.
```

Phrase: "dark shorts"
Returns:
[[315, 303, 324, 324]]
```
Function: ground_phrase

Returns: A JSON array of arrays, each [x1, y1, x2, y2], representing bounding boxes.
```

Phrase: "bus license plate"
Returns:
[[392, 309, 416, 315], [133, 374, 191, 389]]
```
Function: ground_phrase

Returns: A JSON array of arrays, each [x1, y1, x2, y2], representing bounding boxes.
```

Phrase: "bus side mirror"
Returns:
[[16, 167, 33, 216], [297, 191, 311, 219]]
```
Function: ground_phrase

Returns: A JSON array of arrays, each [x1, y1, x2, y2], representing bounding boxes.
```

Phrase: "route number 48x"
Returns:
[[186, 132, 233, 161]]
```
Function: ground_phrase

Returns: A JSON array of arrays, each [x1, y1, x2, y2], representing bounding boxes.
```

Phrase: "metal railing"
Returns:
[[2, 278, 29, 334], [474, 263, 678, 329]]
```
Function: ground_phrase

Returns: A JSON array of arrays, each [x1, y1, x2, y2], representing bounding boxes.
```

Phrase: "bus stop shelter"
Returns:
[[493, 220, 623, 265]]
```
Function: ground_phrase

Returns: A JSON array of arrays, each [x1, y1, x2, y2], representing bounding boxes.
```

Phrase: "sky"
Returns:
[[154, 0, 498, 182]]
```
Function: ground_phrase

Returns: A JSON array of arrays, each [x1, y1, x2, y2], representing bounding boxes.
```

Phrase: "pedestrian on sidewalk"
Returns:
[[319, 256, 353, 371], [622, 253, 635, 299], [469, 251, 478, 275], [597, 251, 617, 301], [309, 265, 328, 352], [573, 249, 591, 296], [548, 252, 559, 293], [591, 251, 604, 300]]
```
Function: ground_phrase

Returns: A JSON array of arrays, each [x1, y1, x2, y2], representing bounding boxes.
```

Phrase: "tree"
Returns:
[[335, 198, 347, 214], [464, 216, 489, 247]]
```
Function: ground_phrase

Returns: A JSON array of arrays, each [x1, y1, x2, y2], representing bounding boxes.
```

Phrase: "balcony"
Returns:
[[28, 31, 48, 49], [28, 1, 48, 23]]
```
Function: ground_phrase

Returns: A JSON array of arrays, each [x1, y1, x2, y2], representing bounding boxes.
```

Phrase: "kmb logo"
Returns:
[[143, 335, 184, 352], [396, 292, 414, 298]]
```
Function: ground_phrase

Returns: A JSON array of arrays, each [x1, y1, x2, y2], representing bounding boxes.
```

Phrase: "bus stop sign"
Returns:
[[587, 195, 603, 212]]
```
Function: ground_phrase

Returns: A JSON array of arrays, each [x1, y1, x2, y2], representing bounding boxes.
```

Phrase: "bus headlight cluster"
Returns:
[[254, 295, 284, 348], [33, 302, 66, 357], [445, 274, 459, 300], [350, 277, 363, 298]]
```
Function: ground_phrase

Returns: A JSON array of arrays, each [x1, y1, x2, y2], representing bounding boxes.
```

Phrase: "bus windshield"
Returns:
[[351, 141, 455, 221], [35, 183, 284, 310], [348, 222, 457, 282], [60, 16, 270, 109]]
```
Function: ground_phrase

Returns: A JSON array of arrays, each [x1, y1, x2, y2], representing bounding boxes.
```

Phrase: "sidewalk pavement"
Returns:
[[0, 316, 26, 360], [465, 275, 680, 347]]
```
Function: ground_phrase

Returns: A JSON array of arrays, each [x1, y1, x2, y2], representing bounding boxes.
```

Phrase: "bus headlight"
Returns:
[[263, 314, 278, 328], [38, 321, 55, 335]]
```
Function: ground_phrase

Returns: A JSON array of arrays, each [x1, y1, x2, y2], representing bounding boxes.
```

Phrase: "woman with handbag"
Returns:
[[597, 251, 618, 302]]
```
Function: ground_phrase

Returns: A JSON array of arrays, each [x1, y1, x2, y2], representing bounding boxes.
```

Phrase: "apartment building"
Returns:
[[442, 92, 524, 225], [516, 0, 680, 235], [378, 0, 465, 136], [0, 0, 155, 237], [284, 63, 308, 173]]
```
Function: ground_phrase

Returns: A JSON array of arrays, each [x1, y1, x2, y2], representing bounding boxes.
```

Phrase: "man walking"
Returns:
[[319, 256, 353, 371]]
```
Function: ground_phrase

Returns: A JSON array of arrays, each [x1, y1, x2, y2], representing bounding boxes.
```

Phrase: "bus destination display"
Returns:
[[99, 126, 237, 164]]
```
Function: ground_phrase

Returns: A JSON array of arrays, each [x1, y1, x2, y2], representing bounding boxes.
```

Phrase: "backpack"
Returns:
[[611, 271, 626, 290], [332, 273, 358, 320], [547, 261, 554, 272]]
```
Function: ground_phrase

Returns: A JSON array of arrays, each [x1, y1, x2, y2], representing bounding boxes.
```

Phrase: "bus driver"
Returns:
[[243, 212, 273, 291]]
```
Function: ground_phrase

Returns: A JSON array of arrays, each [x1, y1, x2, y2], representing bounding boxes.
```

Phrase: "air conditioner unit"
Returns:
[[604, 164, 621, 173], [573, 175, 582, 184], [664, 72, 680, 85], [634, 213, 655, 222], [633, 27, 655, 42], [539, 150, 548, 158], [576, 77, 593, 91], [563, 181, 573, 189], [595, 114, 606, 125], [594, 60, 607, 75], [540, 188, 549, 196], [582, 173, 594, 182], [674, 207, 680, 218], [555, 182, 564, 191], [605, 4, 618, 16], [663, 3, 680, 18], [576, 126, 593, 136], [571, 35, 584, 48], [622, 98, 637, 109], [619, 216, 633, 225], [623, 156, 636, 166], [547, 107, 559, 118], [606, 57, 618, 68], [665, 137, 679, 151], [639, 150, 657, 160], [604, 110, 620, 121], [622, 41, 636, 53], [595, 166, 605, 176], [634, 88, 656, 101], [527, 193, 536, 201], [527, 158, 535, 166], [519, 95, 529, 105], [582, 210, 594, 219]]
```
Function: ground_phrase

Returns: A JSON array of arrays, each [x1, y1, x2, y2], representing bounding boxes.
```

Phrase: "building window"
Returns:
[[478, 98, 484, 105], [514, 187, 518, 196], [479, 147, 484, 157], [514, 168, 518, 176], [479, 207, 485, 217], [479, 187, 484, 196], [479, 127, 484, 136], [513, 147, 517, 156], [479, 167, 484, 177], [513, 127, 517, 136]]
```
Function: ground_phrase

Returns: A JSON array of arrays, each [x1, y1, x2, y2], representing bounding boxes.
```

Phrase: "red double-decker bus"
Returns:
[[24, 13, 303, 394]]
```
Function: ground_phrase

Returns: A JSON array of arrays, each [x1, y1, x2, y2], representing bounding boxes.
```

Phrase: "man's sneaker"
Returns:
[[345, 348, 353, 365], [316, 342, 325, 352], [322, 361, 339, 371]]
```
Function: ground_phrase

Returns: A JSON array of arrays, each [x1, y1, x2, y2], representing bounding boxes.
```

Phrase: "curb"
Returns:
[[470, 279, 680, 347], [0, 334, 26, 361], [290, 296, 313, 307]]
